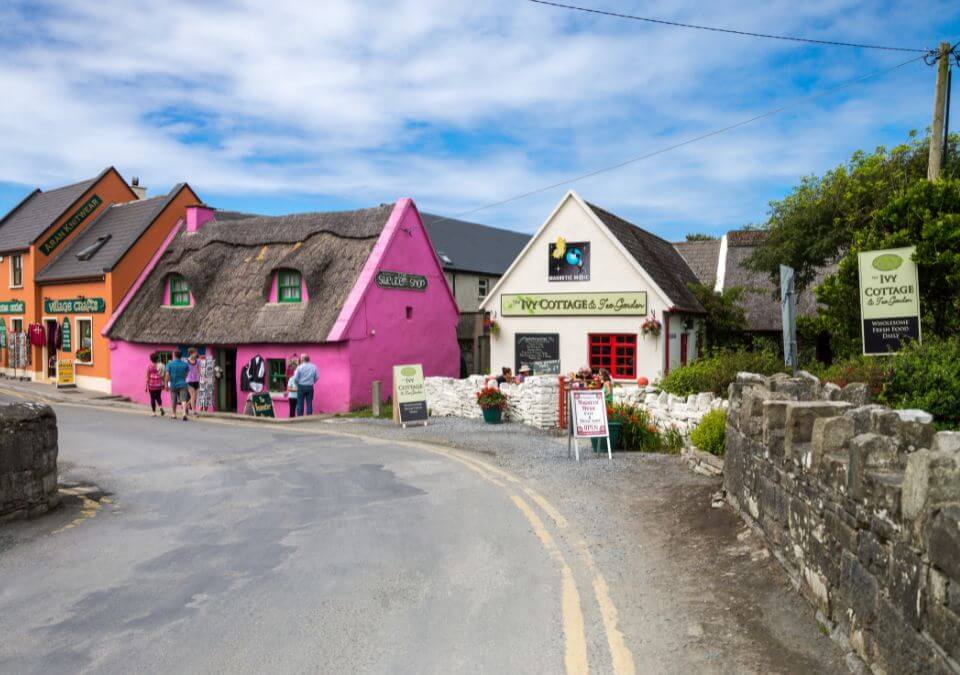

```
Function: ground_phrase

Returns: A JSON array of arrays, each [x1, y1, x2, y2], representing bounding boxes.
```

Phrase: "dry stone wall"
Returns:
[[724, 372, 960, 674], [0, 403, 60, 522]]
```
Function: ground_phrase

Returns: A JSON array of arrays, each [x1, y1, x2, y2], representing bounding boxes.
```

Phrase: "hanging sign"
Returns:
[[858, 246, 921, 355], [502, 292, 647, 317], [44, 298, 106, 313], [39, 194, 103, 255], [0, 300, 25, 314], [567, 390, 611, 462], [548, 238, 591, 281], [60, 318, 72, 352], [247, 392, 275, 418], [392, 363, 428, 427], [515, 333, 560, 374], [56, 359, 76, 388], [375, 270, 428, 291], [0, 319, 6, 349]]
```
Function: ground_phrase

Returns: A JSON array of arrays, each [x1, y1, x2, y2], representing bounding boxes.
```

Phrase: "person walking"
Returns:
[[165, 349, 191, 421], [293, 354, 318, 417], [185, 348, 201, 417], [145, 352, 166, 417]]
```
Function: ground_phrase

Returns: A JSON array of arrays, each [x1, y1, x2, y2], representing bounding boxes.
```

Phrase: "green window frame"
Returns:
[[267, 358, 287, 392], [170, 274, 191, 307], [278, 270, 302, 303]]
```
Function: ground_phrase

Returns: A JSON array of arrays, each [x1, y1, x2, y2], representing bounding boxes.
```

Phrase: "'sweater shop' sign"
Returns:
[[0, 300, 25, 314], [39, 194, 103, 256], [44, 298, 106, 314], [502, 292, 647, 317], [857, 246, 921, 355], [376, 270, 427, 291]]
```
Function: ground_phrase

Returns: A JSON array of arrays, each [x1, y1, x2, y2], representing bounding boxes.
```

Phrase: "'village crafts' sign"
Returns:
[[39, 194, 103, 256], [501, 292, 647, 317], [0, 300, 25, 314], [44, 298, 106, 314], [858, 246, 921, 355], [375, 270, 428, 291]]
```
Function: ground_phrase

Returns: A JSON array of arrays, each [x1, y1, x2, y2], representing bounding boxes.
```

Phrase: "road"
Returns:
[[0, 403, 577, 673]]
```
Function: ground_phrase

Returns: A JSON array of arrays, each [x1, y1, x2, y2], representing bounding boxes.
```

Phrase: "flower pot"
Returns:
[[591, 422, 622, 453], [482, 407, 503, 424]]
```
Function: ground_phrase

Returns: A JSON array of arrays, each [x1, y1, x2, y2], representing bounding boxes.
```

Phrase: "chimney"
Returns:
[[130, 176, 147, 200], [185, 205, 215, 233]]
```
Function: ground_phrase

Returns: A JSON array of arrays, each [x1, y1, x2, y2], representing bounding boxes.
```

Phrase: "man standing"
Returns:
[[165, 350, 191, 422], [293, 354, 318, 417]]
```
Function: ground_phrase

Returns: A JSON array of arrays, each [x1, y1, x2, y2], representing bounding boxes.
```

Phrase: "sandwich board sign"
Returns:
[[858, 246, 921, 355], [247, 392, 275, 418], [56, 359, 76, 389], [393, 364, 428, 427], [567, 389, 611, 462]]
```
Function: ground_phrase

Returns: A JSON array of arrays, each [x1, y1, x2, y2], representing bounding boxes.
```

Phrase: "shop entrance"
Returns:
[[44, 319, 58, 379], [216, 348, 237, 412], [680, 333, 689, 366]]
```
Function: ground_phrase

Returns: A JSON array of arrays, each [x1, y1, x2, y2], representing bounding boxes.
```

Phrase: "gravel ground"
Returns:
[[326, 416, 849, 674]]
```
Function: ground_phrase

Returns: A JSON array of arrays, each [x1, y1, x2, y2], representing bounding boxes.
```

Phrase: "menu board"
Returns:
[[515, 333, 560, 374]]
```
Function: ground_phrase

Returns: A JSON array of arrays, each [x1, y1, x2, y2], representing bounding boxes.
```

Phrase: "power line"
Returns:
[[527, 0, 931, 54], [439, 52, 928, 223]]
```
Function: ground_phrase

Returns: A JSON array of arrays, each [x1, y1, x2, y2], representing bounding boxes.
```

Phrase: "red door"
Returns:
[[680, 333, 689, 366]]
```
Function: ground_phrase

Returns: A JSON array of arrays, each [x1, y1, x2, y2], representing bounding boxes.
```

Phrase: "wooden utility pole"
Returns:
[[928, 41, 951, 181]]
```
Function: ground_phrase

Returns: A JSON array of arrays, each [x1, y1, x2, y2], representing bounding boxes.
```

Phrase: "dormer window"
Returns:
[[277, 269, 302, 303], [169, 274, 191, 307]]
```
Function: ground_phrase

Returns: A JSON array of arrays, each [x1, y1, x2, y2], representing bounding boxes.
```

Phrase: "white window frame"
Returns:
[[75, 316, 94, 365], [478, 277, 489, 299], [9, 253, 23, 289]]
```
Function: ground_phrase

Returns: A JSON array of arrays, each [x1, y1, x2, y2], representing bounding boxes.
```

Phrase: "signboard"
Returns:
[[515, 333, 560, 374], [247, 392, 275, 418], [375, 270, 428, 291], [502, 292, 647, 317], [0, 300, 25, 314], [858, 246, 921, 355], [548, 238, 591, 281], [567, 390, 611, 461], [56, 359, 76, 388], [44, 298, 106, 314], [60, 318, 71, 353], [392, 363, 428, 426], [0, 319, 5, 349], [39, 194, 103, 256], [780, 265, 798, 372]]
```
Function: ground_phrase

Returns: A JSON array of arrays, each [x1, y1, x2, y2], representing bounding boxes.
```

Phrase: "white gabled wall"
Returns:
[[484, 193, 673, 381]]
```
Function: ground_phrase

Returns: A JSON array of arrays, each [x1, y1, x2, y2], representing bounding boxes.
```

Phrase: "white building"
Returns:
[[480, 191, 705, 382]]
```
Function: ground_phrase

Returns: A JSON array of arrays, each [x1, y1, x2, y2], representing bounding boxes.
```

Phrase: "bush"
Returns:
[[659, 348, 785, 397], [690, 409, 727, 456], [607, 403, 683, 453], [808, 355, 893, 397], [880, 337, 960, 429]]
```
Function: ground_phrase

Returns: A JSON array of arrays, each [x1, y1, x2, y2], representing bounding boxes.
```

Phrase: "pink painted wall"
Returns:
[[234, 343, 348, 417], [108, 340, 180, 407]]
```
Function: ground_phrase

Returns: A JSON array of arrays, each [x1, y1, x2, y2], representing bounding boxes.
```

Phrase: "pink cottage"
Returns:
[[103, 198, 459, 416]]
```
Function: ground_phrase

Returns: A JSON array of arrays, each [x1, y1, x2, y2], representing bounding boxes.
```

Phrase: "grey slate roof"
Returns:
[[585, 203, 705, 314], [0, 168, 112, 252], [36, 185, 191, 284], [421, 213, 530, 276], [673, 240, 721, 288]]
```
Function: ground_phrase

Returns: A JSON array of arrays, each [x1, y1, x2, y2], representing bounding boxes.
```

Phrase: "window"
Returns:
[[405, 306, 413, 320], [267, 358, 287, 392], [478, 277, 489, 299], [11, 318, 23, 333], [10, 254, 23, 287], [170, 274, 191, 307], [589, 333, 637, 379], [76, 318, 93, 364], [277, 270, 302, 303]]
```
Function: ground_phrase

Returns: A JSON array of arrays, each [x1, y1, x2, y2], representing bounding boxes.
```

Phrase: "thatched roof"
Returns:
[[106, 205, 394, 344], [673, 239, 721, 288]]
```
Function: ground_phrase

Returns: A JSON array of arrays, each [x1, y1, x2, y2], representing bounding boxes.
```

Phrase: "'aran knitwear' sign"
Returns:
[[0, 300, 25, 314], [375, 270, 428, 291], [501, 292, 647, 317], [858, 246, 920, 355], [44, 298, 106, 314], [39, 194, 103, 255]]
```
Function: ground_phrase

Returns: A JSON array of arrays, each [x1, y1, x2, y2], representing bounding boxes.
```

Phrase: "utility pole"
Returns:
[[928, 41, 951, 181]]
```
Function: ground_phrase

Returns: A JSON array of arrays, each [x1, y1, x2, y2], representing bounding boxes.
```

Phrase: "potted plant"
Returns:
[[476, 386, 508, 424], [592, 404, 625, 453]]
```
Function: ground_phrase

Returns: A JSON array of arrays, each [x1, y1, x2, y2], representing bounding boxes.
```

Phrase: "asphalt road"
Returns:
[[0, 404, 572, 673]]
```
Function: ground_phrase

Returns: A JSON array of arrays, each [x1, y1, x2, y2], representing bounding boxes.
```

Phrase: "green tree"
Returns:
[[688, 282, 746, 352], [684, 233, 718, 241]]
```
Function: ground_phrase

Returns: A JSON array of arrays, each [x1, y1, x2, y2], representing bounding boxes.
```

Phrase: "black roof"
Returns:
[[586, 202, 705, 314], [421, 213, 530, 276], [0, 167, 116, 253], [36, 185, 192, 283]]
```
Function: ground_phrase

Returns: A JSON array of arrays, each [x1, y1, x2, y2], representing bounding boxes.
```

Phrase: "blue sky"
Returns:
[[0, 1, 957, 240]]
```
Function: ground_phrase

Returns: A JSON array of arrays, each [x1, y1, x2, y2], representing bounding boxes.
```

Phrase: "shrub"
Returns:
[[809, 355, 893, 397], [879, 337, 960, 429], [607, 403, 681, 453], [659, 348, 785, 397], [690, 409, 727, 456]]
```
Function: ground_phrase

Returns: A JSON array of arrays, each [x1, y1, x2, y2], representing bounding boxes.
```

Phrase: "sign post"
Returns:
[[568, 389, 611, 462], [56, 359, 76, 389], [858, 247, 921, 355], [780, 265, 798, 373], [392, 364, 428, 428]]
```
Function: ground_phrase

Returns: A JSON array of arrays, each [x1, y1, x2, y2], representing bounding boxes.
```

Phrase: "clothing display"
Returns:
[[28, 323, 45, 347], [241, 355, 266, 393], [9, 333, 30, 369], [196, 358, 216, 411]]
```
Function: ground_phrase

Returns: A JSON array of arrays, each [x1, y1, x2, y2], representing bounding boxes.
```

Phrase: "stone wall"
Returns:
[[614, 387, 727, 435], [0, 404, 60, 522], [724, 372, 960, 674]]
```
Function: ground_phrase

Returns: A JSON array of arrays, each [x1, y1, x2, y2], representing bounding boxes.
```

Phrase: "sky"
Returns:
[[0, 0, 957, 240]]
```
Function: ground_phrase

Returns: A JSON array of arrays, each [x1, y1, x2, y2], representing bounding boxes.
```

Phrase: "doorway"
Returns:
[[44, 318, 58, 379], [216, 348, 237, 412], [680, 333, 689, 367]]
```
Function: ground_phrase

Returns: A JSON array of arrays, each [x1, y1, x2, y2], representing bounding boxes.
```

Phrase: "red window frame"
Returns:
[[588, 333, 637, 379]]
